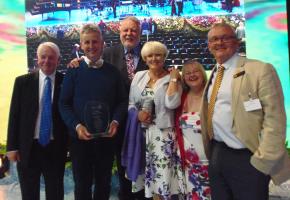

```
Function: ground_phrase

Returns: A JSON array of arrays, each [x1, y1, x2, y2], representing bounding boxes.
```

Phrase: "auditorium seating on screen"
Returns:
[[26, 31, 246, 72]]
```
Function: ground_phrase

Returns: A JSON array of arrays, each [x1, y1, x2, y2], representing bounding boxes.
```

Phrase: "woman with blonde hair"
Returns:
[[123, 41, 185, 199], [175, 60, 211, 199]]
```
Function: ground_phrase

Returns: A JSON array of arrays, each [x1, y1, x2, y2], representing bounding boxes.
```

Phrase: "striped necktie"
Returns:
[[207, 65, 225, 139], [39, 76, 52, 146]]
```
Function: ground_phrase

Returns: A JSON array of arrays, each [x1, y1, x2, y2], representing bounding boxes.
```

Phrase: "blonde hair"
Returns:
[[80, 24, 103, 41], [37, 42, 60, 58], [141, 41, 169, 61], [181, 60, 207, 92]]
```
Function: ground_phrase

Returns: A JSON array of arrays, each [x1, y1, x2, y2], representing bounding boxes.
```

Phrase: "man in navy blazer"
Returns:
[[6, 42, 68, 200]]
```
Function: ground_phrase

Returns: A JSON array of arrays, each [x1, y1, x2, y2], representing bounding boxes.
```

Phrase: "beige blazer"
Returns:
[[200, 56, 290, 185]]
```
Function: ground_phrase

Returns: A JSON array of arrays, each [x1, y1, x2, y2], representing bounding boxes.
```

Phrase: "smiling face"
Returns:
[[119, 18, 141, 49], [144, 53, 165, 70], [182, 62, 206, 91], [37, 46, 59, 75], [80, 31, 104, 62], [208, 25, 240, 64]]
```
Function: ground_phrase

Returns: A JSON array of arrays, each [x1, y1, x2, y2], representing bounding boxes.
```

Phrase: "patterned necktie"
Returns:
[[125, 52, 135, 81], [39, 76, 52, 146], [207, 65, 225, 139]]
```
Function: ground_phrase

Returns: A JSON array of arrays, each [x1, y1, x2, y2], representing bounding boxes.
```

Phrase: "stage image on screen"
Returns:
[[24, 0, 246, 72], [0, 0, 290, 199]]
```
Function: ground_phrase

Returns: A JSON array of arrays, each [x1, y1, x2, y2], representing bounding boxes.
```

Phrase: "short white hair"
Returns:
[[141, 41, 169, 61], [37, 42, 60, 58]]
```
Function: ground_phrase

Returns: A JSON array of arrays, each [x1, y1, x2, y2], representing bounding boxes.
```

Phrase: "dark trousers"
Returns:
[[115, 127, 145, 200], [70, 138, 115, 200], [17, 141, 65, 200], [208, 140, 270, 200]]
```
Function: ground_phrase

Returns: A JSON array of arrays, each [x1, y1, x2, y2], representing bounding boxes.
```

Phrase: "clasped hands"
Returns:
[[76, 121, 119, 140], [138, 110, 152, 126]]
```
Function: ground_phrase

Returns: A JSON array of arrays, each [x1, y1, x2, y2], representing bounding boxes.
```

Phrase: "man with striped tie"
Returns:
[[6, 42, 68, 200], [200, 22, 290, 200]]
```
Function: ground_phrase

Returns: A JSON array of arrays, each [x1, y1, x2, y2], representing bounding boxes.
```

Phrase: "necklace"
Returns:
[[149, 70, 167, 83]]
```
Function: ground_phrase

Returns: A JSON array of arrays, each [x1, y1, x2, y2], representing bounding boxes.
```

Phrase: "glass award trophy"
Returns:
[[140, 98, 154, 128], [83, 101, 110, 138]]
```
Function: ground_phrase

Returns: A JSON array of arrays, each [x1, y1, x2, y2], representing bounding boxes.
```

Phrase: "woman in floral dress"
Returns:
[[126, 41, 185, 199], [175, 60, 211, 200]]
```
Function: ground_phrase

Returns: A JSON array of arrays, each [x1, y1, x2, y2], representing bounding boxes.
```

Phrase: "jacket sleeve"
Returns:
[[112, 69, 129, 123], [165, 84, 182, 109], [250, 63, 287, 175], [7, 77, 22, 151]]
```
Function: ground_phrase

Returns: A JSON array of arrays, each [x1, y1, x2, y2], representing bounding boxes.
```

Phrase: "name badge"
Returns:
[[243, 98, 262, 112]]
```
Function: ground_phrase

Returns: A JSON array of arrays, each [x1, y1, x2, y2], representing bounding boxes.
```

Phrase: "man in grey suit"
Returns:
[[200, 22, 290, 200], [103, 16, 147, 200], [6, 42, 68, 200]]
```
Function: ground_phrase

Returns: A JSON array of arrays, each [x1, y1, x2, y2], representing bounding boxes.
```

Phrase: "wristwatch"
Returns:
[[170, 78, 178, 82]]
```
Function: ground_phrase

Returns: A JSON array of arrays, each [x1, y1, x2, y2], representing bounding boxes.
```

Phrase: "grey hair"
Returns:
[[120, 16, 140, 29], [37, 42, 60, 58], [80, 23, 103, 40], [207, 22, 237, 39]]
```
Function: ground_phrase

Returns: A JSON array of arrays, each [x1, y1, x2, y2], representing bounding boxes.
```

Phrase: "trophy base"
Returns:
[[90, 131, 109, 138]]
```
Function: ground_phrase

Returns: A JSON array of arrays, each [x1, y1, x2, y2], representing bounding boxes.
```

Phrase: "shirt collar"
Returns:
[[124, 45, 140, 56], [217, 53, 239, 70], [39, 69, 56, 82], [83, 56, 104, 68]]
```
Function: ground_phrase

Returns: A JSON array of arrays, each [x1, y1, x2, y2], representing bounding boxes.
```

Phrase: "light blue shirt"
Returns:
[[207, 53, 245, 149]]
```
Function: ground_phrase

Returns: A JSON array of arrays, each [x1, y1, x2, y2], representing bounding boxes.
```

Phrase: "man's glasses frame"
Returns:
[[208, 35, 237, 43]]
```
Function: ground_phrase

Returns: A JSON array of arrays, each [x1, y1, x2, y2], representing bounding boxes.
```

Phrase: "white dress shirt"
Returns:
[[83, 56, 104, 68], [207, 53, 245, 149], [34, 69, 55, 139]]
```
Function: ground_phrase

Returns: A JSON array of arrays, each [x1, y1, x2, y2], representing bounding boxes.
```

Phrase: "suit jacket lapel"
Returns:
[[53, 72, 62, 111], [116, 44, 127, 71], [27, 72, 40, 137], [231, 56, 246, 117], [135, 43, 147, 72], [136, 58, 146, 72], [204, 65, 217, 100], [52, 72, 62, 138]]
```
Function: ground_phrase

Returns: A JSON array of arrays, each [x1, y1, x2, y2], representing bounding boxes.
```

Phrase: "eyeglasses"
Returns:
[[208, 35, 237, 43], [184, 70, 200, 76]]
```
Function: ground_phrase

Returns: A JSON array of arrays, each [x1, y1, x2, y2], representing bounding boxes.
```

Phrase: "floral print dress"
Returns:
[[179, 112, 211, 200], [132, 86, 185, 199]]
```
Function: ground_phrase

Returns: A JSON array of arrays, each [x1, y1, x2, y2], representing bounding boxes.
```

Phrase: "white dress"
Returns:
[[179, 112, 211, 200], [133, 86, 185, 199]]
